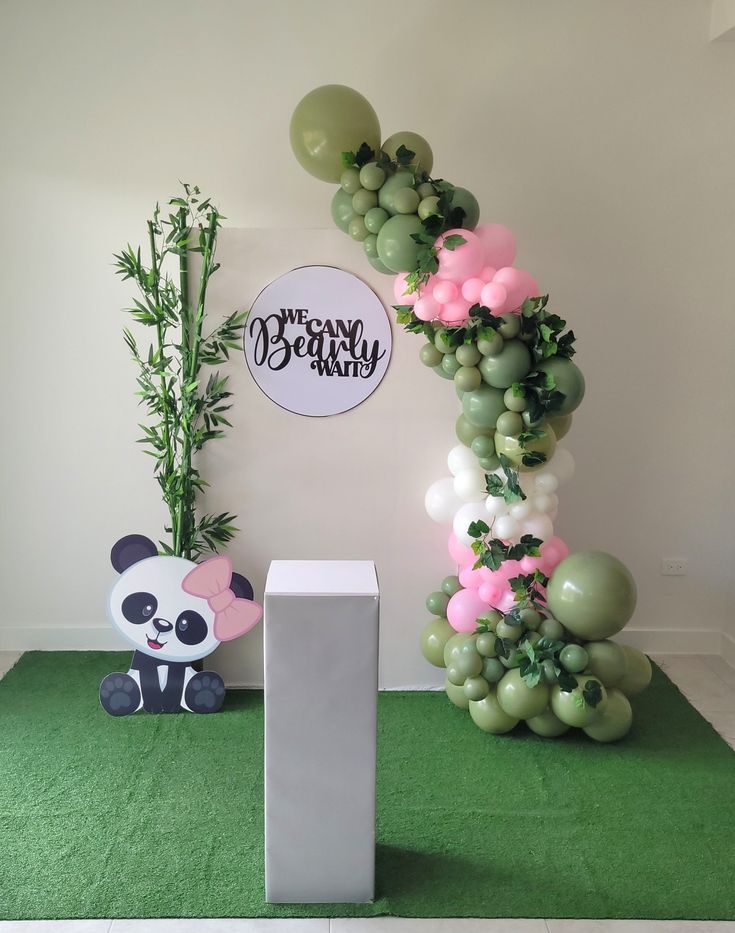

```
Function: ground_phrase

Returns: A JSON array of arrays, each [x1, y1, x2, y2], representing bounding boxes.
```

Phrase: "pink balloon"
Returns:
[[459, 565, 483, 589], [393, 273, 416, 306], [433, 280, 458, 304], [541, 536, 569, 569], [448, 532, 475, 567], [475, 224, 516, 269], [440, 298, 471, 324], [461, 277, 485, 303], [414, 294, 441, 321], [480, 266, 497, 283], [436, 229, 484, 283], [478, 582, 504, 605], [447, 587, 490, 633], [497, 589, 517, 613], [480, 281, 508, 312], [519, 554, 544, 573], [494, 266, 539, 312]]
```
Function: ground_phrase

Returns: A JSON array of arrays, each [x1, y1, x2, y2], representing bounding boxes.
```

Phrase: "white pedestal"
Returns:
[[264, 560, 379, 904]]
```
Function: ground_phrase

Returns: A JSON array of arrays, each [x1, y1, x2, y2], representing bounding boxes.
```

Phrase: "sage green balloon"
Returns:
[[476, 632, 498, 658], [471, 434, 496, 459], [290, 85, 381, 183], [455, 648, 483, 679], [469, 688, 519, 734], [381, 131, 434, 174], [464, 675, 490, 701], [455, 343, 481, 367], [482, 657, 505, 683], [519, 607, 542, 629], [418, 195, 440, 220], [546, 551, 637, 640], [548, 413, 572, 440], [443, 632, 472, 667], [497, 669, 550, 720], [455, 414, 495, 447], [363, 233, 379, 260], [525, 631, 542, 646], [498, 313, 521, 339], [479, 454, 501, 470], [539, 617, 566, 641], [331, 188, 358, 233], [504, 387, 527, 412], [478, 332, 504, 356], [367, 253, 393, 275], [364, 206, 389, 234], [419, 342, 443, 368], [496, 410, 524, 437], [420, 617, 454, 667], [455, 384, 465, 402], [445, 676, 470, 709], [559, 644, 589, 673], [359, 162, 385, 191], [426, 590, 450, 616], [454, 366, 481, 392], [352, 187, 377, 216], [584, 639, 627, 687], [495, 423, 557, 471], [417, 182, 436, 199], [583, 688, 633, 742], [393, 187, 420, 215], [434, 364, 453, 381], [340, 167, 362, 194], [463, 385, 506, 429], [377, 169, 416, 215], [527, 707, 570, 738], [441, 353, 461, 377], [496, 620, 522, 642], [500, 647, 523, 669], [446, 664, 466, 687], [348, 216, 369, 242], [479, 608, 503, 629], [536, 357, 586, 415], [451, 186, 480, 230], [376, 213, 425, 272], [541, 658, 559, 685], [434, 328, 459, 354], [616, 645, 652, 697], [551, 675, 608, 728], [442, 574, 462, 597], [479, 339, 532, 389]]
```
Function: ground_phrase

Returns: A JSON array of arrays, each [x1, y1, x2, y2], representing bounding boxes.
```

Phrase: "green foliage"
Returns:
[[485, 454, 526, 503], [113, 183, 245, 561], [469, 525, 542, 573]]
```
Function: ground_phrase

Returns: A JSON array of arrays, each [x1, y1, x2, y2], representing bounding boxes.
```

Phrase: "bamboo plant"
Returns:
[[114, 184, 246, 560]]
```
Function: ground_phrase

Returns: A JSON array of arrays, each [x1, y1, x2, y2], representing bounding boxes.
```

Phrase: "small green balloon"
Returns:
[[377, 169, 416, 215], [381, 131, 434, 174], [290, 85, 381, 183], [496, 620, 523, 642], [525, 631, 542, 646], [478, 454, 501, 470], [463, 385, 507, 429], [479, 339, 533, 389], [420, 617, 454, 667], [541, 658, 559, 685], [546, 551, 637, 640], [551, 676, 608, 729], [331, 188, 358, 233], [451, 186, 480, 230], [443, 632, 472, 667], [442, 575, 462, 597], [495, 424, 557, 471], [417, 182, 436, 199], [464, 675, 490, 701], [471, 435, 496, 459], [496, 669, 550, 720], [359, 162, 385, 191], [479, 608, 503, 629], [347, 216, 369, 242], [446, 664, 466, 687], [441, 353, 461, 377], [455, 343, 481, 367], [455, 414, 495, 447], [362, 233, 379, 260], [519, 608, 542, 629], [456, 653, 483, 680], [376, 213, 425, 272], [616, 645, 652, 697], [434, 364, 453, 381], [454, 366, 481, 392], [498, 313, 521, 339], [352, 188, 378, 216], [521, 409, 545, 430], [367, 253, 393, 275], [340, 167, 362, 194], [476, 632, 498, 658], [539, 617, 566, 641], [584, 640, 627, 687], [469, 688, 519, 734], [434, 328, 459, 354], [393, 187, 420, 215], [583, 688, 632, 742], [548, 413, 573, 440], [536, 357, 586, 415], [559, 644, 589, 674], [364, 206, 389, 234], [455, 384, 465, 401], [426, 590, 450, 616], [482, 657, 505, 683], [496, 410, 524, 437], [419, 343, 443, 368], [503, 386, 527, 412], [418, 196, 441, 220], [478, 333, 504, 356], [500, 647, 524, 669], [445, 676, 470, 709], [526, 707, 570, 737]]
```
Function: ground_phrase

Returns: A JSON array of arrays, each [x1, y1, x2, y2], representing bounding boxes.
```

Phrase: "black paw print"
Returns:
[[100, 672, 141, 716], [185, 671, 226, 714]]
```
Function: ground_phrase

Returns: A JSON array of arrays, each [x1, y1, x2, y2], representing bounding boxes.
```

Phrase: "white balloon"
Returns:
[[550, 447, 575, 485], [510, 499, 532, 520], [425, 477, 463, 523], [523, 513, 554, 540], [494, 514, 520, 541], [453, 502, 489, 546], [454, 468, 487, 503], [548, 493, 559, 511], [533, 493, 554, 514], [534, 472, 559, 494], [485, 494, 509, 518], [447, 444, 478, 477]]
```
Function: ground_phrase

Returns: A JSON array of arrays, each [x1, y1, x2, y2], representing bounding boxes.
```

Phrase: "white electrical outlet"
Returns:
[[661, 559, 687, 576]]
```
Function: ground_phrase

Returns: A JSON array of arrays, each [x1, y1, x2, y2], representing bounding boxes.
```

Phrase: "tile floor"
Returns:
[[0, 651, 733, 932]]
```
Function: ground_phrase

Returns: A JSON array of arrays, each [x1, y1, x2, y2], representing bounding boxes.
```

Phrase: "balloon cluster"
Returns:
[[290, 84, 650, 741]]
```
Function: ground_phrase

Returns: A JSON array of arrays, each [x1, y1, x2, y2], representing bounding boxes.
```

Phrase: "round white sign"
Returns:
[[244, 265, 392, 417]]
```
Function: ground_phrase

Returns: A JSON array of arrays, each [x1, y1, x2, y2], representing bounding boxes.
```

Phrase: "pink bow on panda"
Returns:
[[182, 556, 262, 642]]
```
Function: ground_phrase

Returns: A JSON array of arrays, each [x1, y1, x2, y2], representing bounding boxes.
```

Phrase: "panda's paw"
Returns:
[[185, 671, 226, 714], [100, 672, 141, 716]]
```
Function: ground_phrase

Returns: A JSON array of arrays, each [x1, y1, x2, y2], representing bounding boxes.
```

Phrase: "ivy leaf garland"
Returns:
[[485, 454, 526, 503]]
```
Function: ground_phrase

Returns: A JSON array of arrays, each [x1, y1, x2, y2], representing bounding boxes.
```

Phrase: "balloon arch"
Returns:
[[290, 84, 651, 741]]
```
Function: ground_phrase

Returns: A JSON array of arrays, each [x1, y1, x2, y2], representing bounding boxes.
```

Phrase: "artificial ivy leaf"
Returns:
[[504, 608, 524, 627], [486, 474, 505, 498], [494, 637, 511, 660], [582, 679, 603, 708], [522, 451, 547, 468], [395, 144, 416, 165], [442, 234, 467, 252], [340, 150, 356, 169], [354, 142, 376, 167], [467, 519, 490, 538], [394, 307, 413, 325], [476, 623, 489, 634], [557, 670, 577, 693]]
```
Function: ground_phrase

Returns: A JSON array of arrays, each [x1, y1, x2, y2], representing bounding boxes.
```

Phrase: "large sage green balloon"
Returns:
[[616, 645, 652, 697], [463, 385, 507, 429], [445, 676, 470, 709], [496, 669, 550, 719], [455, 414, 495, 447], [331, 188, 358, 233], [548, 413, 572, 440], [469, 688, 519, 734], [451, 187, 480, 230], [290, 85, 381, 183], [536, 357, 586, 415], [546, 551, 637, 640], [584, 639, 627, 687], [583, 688, 633, 742], [420, 617, 454, 667], [376, 214, 425, 272], [479, 339, 533, 389], [381, 131, 434, 174], [494, 423, 557, 471], [526, 707, 570, 737], [551, 675, 608, 728], [378, 169, 417, 215]]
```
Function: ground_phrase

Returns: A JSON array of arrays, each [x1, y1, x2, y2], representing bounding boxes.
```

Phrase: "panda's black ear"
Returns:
[[111, 535, 158, 574], [230, 571, 254, 602]]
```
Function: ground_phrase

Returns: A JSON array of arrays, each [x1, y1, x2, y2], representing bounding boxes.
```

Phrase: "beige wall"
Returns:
[[1, 0, 733, 686]]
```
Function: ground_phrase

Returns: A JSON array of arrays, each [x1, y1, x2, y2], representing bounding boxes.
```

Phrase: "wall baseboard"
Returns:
[[722, 632, 735, 667]]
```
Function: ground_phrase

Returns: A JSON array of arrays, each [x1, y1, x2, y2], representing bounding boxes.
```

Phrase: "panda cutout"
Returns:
[[100, 534, 262, 716]]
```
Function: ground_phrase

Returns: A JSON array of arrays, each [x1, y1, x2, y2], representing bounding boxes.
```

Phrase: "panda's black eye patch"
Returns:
[[175, 610, 208, 645], [122, 592, 158, 625]]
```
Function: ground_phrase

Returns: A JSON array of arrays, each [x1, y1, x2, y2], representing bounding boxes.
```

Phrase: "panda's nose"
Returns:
[[152, 617, 173, 633]]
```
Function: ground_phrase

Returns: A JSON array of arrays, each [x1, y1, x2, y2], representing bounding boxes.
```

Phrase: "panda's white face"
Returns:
[[109, 555, 220, 664]]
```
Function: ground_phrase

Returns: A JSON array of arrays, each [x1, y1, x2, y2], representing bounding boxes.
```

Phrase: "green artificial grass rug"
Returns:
[[0, 651, 733, 920]]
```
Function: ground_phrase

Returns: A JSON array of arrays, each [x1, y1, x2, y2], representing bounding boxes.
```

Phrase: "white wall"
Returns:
[[1, 0, 733, 686]]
